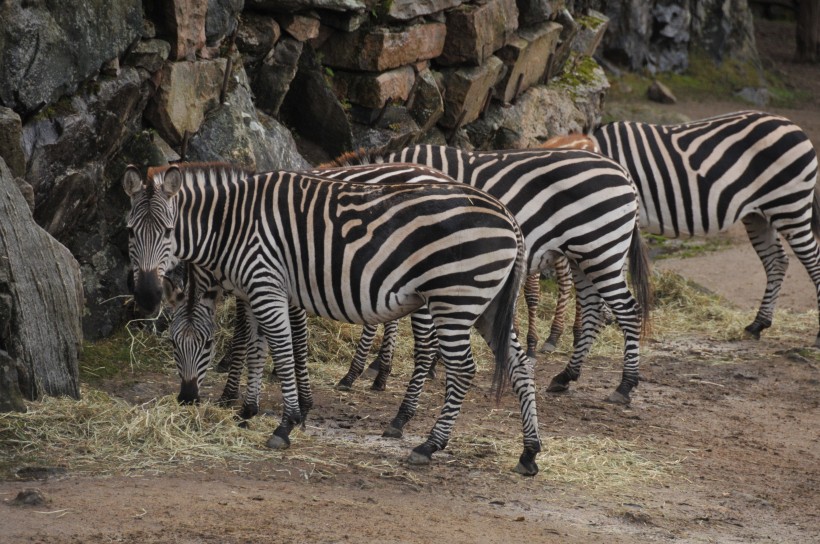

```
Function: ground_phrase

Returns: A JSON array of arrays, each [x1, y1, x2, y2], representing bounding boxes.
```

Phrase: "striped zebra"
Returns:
[[123, 162, 542, 474], [322, 145, 652, 404], [590, 111, 820, 345]]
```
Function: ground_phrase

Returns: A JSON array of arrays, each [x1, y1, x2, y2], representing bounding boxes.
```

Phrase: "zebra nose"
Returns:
[[177, 379, 200, 405], [133, 269, 162, 313]]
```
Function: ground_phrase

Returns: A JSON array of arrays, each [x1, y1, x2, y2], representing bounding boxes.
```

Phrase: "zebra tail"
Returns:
[[627, 224, 653, 338], [812, 185, 820, 241], [490, 242, 526, 404]]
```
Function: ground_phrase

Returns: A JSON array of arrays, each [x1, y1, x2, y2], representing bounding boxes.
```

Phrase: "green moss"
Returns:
[[555, 54, 604, 98], [606, 48, 805, 108], [80, 325, 171, 383], [30, 96, 76, 121], [577, 13, 607, 31]]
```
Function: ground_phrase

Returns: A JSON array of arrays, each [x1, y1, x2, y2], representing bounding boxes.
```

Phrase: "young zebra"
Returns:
[[591, 111, 820, 345], [123, 162, 542, 474], [323, 145, 652, 405]]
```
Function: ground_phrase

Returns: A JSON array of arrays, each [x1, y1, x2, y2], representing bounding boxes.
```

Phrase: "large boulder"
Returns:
[[0, 157, 83, 401], [0, 0, 143, 115], [188, 62, 309, 171]]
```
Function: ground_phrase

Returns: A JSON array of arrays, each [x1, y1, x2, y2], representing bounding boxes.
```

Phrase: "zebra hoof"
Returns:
[[237, 419, 249, 429], [382, 425, 403, 439], [513, 453, 539, 476], [540, 341, 557, 354], [265, 434, 291, 450], [526, 348, 537, 359], [335, 381, 353, 392], [363, 363, 380, 379], [545, 375, 570, 393], [369, 382, 386, 392], [605, 391, 631, 405], [406, 450, 432, 465]]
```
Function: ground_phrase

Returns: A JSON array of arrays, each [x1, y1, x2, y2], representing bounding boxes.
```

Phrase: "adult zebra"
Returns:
[[123, 162, 542, 474], [590, 111, 820, 345], [320, 145, 652, 404]]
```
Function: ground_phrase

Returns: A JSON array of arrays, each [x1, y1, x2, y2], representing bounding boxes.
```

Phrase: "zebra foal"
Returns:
[[123, 162, 542, 474]]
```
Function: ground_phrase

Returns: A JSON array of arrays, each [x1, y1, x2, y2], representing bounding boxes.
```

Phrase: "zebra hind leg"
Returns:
[[338, 323, 379, 390], [523, 273, 540, 358], [541, 255, 572, 353], [743, 215, 788, 339], [218, 299, 251, 407], [371, 320, 398, 391], [775, 217, 820, 346], [382, 311, 436, 439]]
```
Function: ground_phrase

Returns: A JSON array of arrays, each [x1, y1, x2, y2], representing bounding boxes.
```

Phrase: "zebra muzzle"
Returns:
[[177, 379, 200, 405], [133, 269, 163, 314]]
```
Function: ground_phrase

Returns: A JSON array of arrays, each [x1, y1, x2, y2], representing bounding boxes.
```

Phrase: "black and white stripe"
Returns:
[[123, 163, 541, 474], [323, 145, 652, 404], [593, 110, 820, 343]]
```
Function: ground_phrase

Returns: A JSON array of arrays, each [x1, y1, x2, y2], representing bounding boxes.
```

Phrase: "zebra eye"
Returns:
[[164, 227, 173, 237], [126, 227, 134, 238]]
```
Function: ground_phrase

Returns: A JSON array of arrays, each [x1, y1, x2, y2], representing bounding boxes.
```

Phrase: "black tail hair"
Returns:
[[490, 233, 526, 403], [628, 224, 653, 337]]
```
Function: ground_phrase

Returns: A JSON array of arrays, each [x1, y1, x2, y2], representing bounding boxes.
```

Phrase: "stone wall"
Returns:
[[0, 0, 610, 349]]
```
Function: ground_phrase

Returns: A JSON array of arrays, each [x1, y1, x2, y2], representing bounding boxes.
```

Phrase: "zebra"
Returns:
[[589, 110, 820, 346], [123, 162, 542, 474], [320, 145, 652, 405]]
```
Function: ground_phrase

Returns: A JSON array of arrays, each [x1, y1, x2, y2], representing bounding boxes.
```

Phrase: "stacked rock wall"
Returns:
[[0, 0, 610, 355]]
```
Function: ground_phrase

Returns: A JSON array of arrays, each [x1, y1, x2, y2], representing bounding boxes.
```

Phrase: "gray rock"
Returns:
[[281, 47, 353, 157], [0, 0, 143, 114], [351, 107, 421, 152], [409, 69, 445, 133], [187, 63, 309, 172], [207, 0, 245, 47], [253, 38, 304, 117], [246, 0, 368, 12], [735, 87, 770, 107], [439, 56, 505, 128], [0, 350, 26, 413], [236, 13, 281, 63], [382, 0, 464, 22], [125, 39, 172, 74], [517, 0, 565, 26], [0, 107, 25, 178], [0, 158, 82, 401], [647, 79, 677, 104]]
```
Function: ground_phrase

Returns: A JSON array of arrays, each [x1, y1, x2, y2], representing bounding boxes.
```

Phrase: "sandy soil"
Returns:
[[2, 17, 820, 544]]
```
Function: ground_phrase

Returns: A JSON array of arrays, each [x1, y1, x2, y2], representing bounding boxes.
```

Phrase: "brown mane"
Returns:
[[318, 147, 389, 169]]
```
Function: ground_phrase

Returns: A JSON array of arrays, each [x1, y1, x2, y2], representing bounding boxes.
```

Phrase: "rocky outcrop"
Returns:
[[0, 0, 143, 115], [0, 0, 622, 343], [0, 158, 83, 401], [590, 0, 761, 73]]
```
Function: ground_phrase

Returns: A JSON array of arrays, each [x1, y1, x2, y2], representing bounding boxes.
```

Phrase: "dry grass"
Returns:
[[2, 269, 813, 490]]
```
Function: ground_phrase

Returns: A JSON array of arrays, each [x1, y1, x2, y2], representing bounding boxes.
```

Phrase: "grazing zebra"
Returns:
[[123, 162, 542, 474], [323, 145, 652, 405], [591, 111, 820, 345]]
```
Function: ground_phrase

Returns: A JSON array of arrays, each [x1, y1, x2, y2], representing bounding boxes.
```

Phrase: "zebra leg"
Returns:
[[407, 326, 476, 465], [382, 311, 437, 439], [546, 267, 605, 395], [248, 294, 302, 450], [474, 316, 541, 476], [775, 218, 820, 346], [289, 306, 313, 427], [541, 255, 572, 353], [743, 215, 789, 339], [338, 323, 379, 390], [218, 299, 252, 407], [523, 273, 540, 358], [237, 305, 268, 423], [371, 320, 399, 391]]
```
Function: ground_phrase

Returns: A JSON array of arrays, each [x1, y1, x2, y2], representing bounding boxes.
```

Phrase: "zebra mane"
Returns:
[[147, 162, 255, 188], [319, 147, 390, 168], [184, 262, 198, 315]]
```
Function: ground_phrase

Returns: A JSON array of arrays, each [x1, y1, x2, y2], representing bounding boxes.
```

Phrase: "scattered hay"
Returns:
[[0, 390, 280, 477]]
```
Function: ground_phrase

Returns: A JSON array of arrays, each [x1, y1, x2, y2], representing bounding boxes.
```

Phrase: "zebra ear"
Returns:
[[162, 166, 183, 198], [122, 166, 143, 198], [162, 276, 184, 310]]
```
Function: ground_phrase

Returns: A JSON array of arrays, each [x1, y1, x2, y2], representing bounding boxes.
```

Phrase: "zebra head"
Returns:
[[164, 275, 218, 405], [122, 165, 183, 314]]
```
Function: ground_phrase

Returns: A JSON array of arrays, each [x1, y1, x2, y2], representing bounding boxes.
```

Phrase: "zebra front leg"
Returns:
[[541, 255, 572, 353], [218, 299, 251, 407], [249, 294, 302, 450], [236, 304, 268, 425], [383, 312, 436, 438], [371, 320, 399, 391], [743, 215, 789, 339], [338, 323, 379, 390]]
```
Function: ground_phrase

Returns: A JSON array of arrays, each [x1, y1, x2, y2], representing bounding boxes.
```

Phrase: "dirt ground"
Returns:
[[2, 17, 820, 544]]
